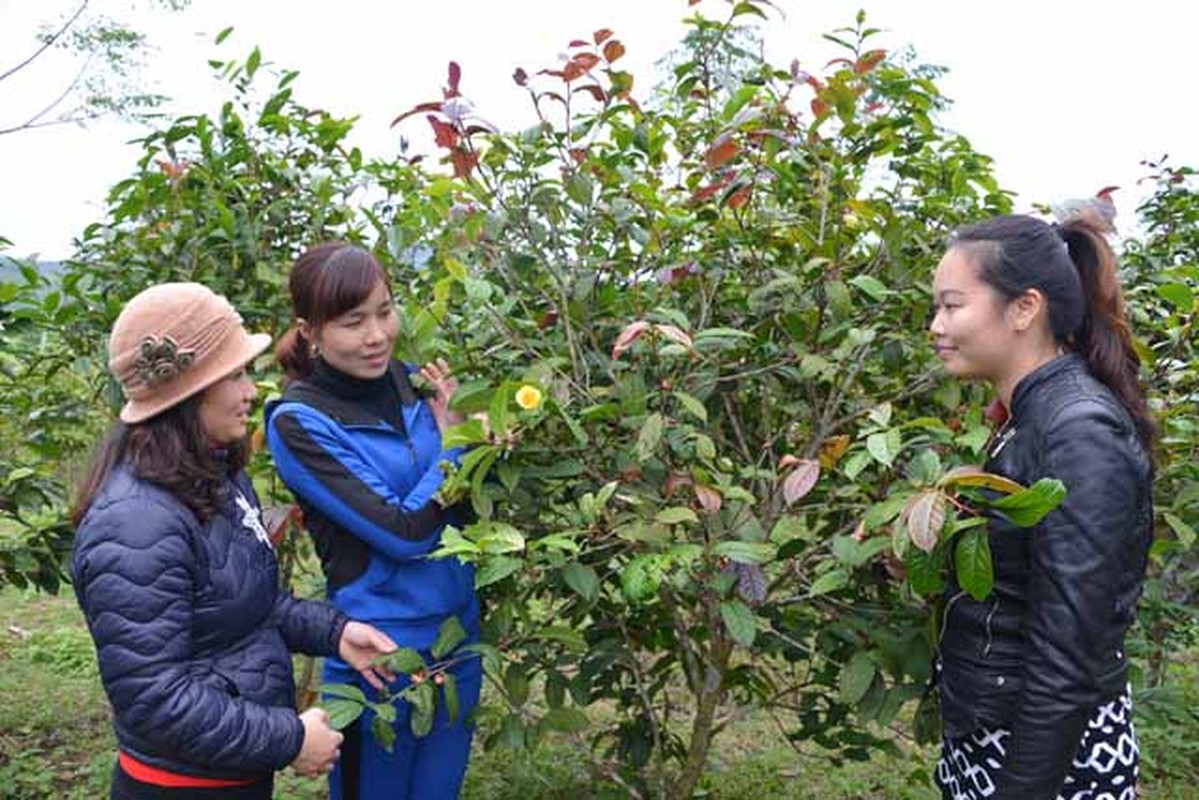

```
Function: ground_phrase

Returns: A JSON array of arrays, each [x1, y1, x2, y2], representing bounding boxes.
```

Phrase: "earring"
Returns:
[[310, 344, 321, 357]]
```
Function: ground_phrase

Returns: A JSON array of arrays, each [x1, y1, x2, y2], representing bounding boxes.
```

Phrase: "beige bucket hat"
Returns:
[[107, 283, 271, 424]]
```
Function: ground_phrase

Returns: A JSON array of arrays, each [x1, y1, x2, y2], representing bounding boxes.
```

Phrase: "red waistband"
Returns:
[[118, 751, 262, 788]]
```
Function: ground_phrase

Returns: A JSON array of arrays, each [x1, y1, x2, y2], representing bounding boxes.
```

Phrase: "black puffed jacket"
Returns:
[[937, 355, 1153, 799]]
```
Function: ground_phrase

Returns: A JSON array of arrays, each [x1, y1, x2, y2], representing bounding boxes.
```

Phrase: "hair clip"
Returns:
[[134, 334, 196, 387]]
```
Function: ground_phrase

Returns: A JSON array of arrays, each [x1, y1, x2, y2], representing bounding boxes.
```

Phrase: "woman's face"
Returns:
[[930, 248, 1022, 383], [197, 366, 258, 445], [309, 279, 398, 379]]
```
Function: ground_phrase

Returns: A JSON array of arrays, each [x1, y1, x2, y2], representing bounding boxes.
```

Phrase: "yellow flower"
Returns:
[[515, 384, 543, 411]]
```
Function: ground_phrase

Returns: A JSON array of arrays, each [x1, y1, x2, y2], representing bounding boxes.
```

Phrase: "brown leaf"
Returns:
[[428, 116, 459, 149], [449, 148, 478, 179], [573, 52, 602, 72], [705, 135, 739, 170], [778, 454, 802, 470], [594, 28, 614, 45], [603, 40, 626, 63], [612, 320, 651, 359], [819, 435, 851, 469], [389, 100, 445, 128], [447, 61, 462, 97], [513, 67, 529, 87], [695, 484, 723, 516], [905, 490, 947, 554], [664, 472, 692, 497], [574, 84, 607, 104], [781, 459, 821, 506], [261, 504, 303, 547]]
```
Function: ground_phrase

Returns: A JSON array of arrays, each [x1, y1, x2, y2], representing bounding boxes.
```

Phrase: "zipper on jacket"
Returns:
[[981, 596, 1000, 657]]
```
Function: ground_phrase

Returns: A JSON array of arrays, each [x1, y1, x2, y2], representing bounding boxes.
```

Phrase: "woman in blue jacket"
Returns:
[[72, 283, 398, 800], [266, 243, 481, 800]]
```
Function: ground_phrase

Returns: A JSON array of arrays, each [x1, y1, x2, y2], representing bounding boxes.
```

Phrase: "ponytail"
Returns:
[[1059, 221, 1156, 450], [275, 326, 315, 382]]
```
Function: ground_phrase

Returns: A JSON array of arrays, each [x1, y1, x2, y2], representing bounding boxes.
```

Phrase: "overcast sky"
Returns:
[[1, 0, 1194, 259]]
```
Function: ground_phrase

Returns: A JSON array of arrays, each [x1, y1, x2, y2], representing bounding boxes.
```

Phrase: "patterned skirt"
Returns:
[[935, 686, 1139, 800]]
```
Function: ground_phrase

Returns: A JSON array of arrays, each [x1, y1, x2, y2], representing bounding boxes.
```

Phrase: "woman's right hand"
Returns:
[[290, 708, 344, 777]]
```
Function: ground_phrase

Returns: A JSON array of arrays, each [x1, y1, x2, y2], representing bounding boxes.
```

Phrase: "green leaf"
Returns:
[[989, 478, 1067, 527], [866, 429, 901, 467], [1164, 512, 1196, 547], [566, 172, 595, 205], [505, 664, 530, 707], [489, 382, 512, 437], [320, 683, 367, 704], [694, 432, 717, 462], [656, 506, 698, 525], [905, 547, 945, 596], [809, 568, 848, 597], [673, 390, 708, 422], [475, 555, 523, 588], [720, 600, 757, 647], [322, 698, 364, 730], [371, 714, 396, 752], [562, 562, 600, 602], [443, 672, 460, 723], [1157, 282, 1195, 310], [475, 521, 526, 554], [384, 647, 427, 675], [539, 707, 589, 734], [839, 651, 876, 704], [849, 274, 889, 301], [409, 681, 436, 737], [955, 528, 994, 601], [538, 626, 588, 653], [621, 554, 661, 604], [713, 540, 777, 565], [442, 418, 487, 448], [215, 26, 234, 45], [431, 616, 468, 660], [634, 412, 664, 461]]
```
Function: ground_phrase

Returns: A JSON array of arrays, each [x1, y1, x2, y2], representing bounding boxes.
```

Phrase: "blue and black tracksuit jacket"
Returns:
[[264, 361, 479, 652]]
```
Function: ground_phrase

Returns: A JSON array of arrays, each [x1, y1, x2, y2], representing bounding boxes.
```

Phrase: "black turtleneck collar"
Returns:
[[308, 357, 404, 432]]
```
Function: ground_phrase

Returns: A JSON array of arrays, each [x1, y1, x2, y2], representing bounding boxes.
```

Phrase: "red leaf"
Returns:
[[574, 84, 607, 103], [390, 101, 445, 128], [447, 61, 462, 98], [705, 135, 739, 170], [811, 98, 830, 117], [538, 69, 566, 79], [725, 185, 751, 210], [594, 28, 614, 45], [689, 173, 734, 205], [569, 147, 587, 164], [689, 0, 702, 5], [854, 49, 886, 74], [562, 61, 587, 82], [603, 40, 626, 63], [568, 39, 590, 48], [573, 52, 601, 72], [825, 57, 854, 69], [513, 67, 528, 87], [538, 309, 558, 329], [781, 459, 821, 506], [612, 320, 651, 359], [449, 148, 478, 179], [428, 116, 459, 148]]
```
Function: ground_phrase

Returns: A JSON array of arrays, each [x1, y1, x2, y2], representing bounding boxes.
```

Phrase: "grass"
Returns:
[[1, 586, 1195, 799]]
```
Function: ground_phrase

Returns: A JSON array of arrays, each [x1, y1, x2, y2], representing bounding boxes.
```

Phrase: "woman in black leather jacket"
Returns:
[[928, 208, 1155, 800]]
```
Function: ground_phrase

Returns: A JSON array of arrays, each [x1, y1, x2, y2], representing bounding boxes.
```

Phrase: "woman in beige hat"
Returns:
[[71, 283, 400, 800]]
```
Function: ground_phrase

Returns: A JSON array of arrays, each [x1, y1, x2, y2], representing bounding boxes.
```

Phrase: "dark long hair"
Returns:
[[275, 243, 391, 381], [950, 213, 1155, 449], [71, 394, 246, 527]]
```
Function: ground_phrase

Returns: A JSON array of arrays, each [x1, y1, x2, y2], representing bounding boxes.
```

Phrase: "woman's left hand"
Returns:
[[419, 358, 465, 433], [338, 622, 398, 691]]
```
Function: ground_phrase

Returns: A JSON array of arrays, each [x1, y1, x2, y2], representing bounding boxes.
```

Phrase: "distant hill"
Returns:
[[0, 259, 64, 285]]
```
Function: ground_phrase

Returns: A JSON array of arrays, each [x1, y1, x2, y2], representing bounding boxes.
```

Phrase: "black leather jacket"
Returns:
[[937, 355, 1153, 799]]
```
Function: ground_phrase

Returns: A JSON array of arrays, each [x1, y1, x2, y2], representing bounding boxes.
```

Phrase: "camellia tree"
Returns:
[[362, 3, 1045, 794]]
